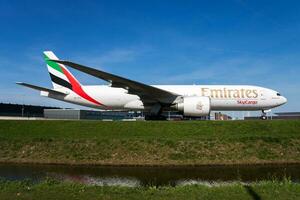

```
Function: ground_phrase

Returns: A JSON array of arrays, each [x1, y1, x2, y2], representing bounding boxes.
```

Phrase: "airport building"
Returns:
[[0, 103, 59, 117], [44, 109, 135, 121], [213, 112, 232, 120], [1, 102, 233, 121], [0, 103, 137, 121], [244, 112, 300, 120], [273, 112, 300, 120]]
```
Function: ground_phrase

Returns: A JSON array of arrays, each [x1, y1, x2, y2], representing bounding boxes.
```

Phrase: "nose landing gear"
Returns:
[[260, 110, 267, 120]]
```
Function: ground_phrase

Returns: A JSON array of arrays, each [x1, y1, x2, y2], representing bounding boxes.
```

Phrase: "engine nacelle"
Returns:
[[175, 96, 211, 117]]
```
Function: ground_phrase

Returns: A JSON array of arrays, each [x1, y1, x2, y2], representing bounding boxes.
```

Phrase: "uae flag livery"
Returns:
[[44, 51, 104, 106]]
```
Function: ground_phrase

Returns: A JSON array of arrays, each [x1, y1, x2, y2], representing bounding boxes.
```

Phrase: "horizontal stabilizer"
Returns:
[[16, 82, 67, 96]]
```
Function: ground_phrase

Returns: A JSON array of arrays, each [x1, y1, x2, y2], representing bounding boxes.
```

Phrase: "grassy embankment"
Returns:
[[0, 120, 300, 165], [0, 179, 299, 200]]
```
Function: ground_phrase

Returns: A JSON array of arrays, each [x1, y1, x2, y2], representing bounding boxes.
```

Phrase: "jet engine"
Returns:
[[173, 96, 211, 117]]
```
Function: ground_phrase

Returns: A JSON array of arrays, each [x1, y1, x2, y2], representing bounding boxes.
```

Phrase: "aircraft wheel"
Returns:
[[260, 110, 267, 120], [260, 115, 267, 120]]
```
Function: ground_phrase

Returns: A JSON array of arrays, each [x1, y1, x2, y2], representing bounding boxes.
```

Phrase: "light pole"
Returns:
[[21, 105, 24, 117]]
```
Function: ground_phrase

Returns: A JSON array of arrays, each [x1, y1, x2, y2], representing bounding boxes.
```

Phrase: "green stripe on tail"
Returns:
[[44, 54, 64, 74]]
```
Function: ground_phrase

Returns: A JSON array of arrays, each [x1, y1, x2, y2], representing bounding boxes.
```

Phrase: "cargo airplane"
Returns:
[[17, 51, 287, 120]]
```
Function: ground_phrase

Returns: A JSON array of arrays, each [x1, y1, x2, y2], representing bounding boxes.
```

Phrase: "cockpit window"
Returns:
[[277, 93, 281, 96]]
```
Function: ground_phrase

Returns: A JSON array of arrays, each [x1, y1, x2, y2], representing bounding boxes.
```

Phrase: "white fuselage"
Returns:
[[41, 85, 287, 112]]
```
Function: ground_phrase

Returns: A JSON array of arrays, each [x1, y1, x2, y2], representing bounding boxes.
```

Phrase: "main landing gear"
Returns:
[[145, 103, 167, 120], [260, 110, 267, 120]]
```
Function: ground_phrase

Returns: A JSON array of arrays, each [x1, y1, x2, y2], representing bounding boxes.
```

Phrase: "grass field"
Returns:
[[0, 179, 299, 200], [0, 120, 300, 165]]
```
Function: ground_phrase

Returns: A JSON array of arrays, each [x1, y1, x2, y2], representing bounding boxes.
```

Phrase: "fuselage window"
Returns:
[[277, 93, 281, 96]]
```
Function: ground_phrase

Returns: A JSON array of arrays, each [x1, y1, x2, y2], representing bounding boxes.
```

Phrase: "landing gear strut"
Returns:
[[260, 110, 267, 120], [145, 103, 167, 120]]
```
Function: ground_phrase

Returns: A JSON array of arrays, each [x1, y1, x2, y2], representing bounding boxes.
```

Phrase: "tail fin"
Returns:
[[43, 51, 104, 106], [43, 51, 82, 91]]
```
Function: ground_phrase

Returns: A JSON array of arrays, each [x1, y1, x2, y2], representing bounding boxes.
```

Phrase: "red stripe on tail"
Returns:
[[61, 67, 104, 106]]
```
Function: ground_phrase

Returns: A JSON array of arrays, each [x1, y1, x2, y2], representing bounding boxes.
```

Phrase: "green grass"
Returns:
[[0, 120, 300, 165], [0, 179, 299, 200]]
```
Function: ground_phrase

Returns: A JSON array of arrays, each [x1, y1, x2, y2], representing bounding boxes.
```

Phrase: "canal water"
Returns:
[[0, 164, 299, 187]]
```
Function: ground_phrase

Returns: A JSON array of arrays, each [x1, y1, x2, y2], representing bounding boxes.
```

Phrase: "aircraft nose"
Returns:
[[281, 96, 287, 105]]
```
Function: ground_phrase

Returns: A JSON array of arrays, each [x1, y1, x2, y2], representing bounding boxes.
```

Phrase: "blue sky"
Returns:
[[0, 0, 299, 114]]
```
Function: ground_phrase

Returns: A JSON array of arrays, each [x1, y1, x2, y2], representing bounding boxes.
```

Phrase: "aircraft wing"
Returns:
[[50, 60, 179, 104], [16, 82, 67, 96]]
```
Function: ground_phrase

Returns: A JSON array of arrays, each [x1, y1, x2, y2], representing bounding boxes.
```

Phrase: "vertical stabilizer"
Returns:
[[44, 51, 81, 91], [43, 51, 103, 106]]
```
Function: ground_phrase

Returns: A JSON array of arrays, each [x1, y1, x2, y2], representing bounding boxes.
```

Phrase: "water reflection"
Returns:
[[50, 173, 141, 187], [0, 164, 299, 187]]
